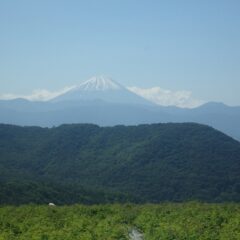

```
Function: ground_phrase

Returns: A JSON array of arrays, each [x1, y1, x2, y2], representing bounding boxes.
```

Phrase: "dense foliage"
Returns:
[[0, 123, 240, 204], [0, 181, 135, 205], [0, 203, 240, 239]]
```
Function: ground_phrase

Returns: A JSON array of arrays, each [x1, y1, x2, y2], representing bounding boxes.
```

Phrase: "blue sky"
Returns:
[[0, 0, 240, 106]]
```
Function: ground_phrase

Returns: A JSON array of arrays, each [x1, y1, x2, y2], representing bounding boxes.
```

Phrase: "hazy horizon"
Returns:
[[1, 0, 240, 106]]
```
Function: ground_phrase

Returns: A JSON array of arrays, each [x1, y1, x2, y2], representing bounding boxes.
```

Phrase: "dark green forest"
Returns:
[[0, 203, 240, 239], [0, 123, 240, 204]]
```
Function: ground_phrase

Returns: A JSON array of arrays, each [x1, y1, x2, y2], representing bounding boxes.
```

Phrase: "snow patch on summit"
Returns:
[[75, 76, 123, 91]]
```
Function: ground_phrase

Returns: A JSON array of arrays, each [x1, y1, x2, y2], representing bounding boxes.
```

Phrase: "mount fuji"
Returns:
[[0, 76, 240, 141], [52, 76, 152, 105]]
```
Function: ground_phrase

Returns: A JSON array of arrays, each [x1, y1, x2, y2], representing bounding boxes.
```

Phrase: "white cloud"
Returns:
[[0, 84, 204, 108], [127, 86, 204, 108], [0, 86, 75, 101]]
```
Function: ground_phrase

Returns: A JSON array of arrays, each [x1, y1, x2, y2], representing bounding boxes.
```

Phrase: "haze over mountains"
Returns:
[[0, 77, 240, 204], [0, 76, 240, 140]]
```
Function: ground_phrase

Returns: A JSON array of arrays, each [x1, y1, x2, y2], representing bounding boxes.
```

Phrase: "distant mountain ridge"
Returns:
[[0, 76, 240, 140], [0, 98, 240, 140], [0, 123, 240, 204]]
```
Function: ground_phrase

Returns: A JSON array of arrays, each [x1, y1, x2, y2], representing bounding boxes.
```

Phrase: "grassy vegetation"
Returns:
[[0, 203, 240, 240]]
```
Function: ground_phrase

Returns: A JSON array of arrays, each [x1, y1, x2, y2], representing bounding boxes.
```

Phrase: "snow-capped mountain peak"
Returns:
[[51, 76, 152, 105], [76, 76, 123, 91]]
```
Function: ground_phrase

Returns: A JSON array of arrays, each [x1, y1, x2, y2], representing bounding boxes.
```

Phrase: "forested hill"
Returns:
[[0, 123, 240, 204]]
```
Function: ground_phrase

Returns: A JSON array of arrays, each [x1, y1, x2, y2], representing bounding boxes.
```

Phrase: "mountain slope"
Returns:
[[182, 102, 240, 140], [0, 98, 240, 140], [52, 76, 152, 105], [0, 77, 240, 140], [0, 123, 240, 204]]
